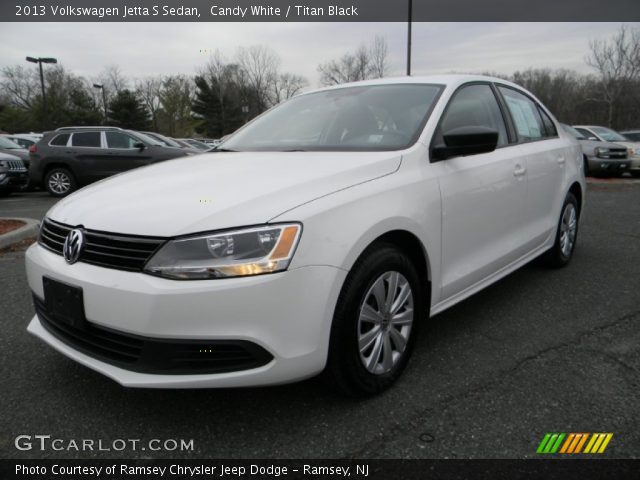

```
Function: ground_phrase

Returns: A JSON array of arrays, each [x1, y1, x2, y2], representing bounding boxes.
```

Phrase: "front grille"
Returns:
[[6, 160, 26, 171], [33, 294, 274, 374], [607, 149, 628, 158], [39, 218, 166, 272]]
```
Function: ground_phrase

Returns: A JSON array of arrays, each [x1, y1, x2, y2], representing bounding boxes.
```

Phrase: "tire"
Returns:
[[324, 243, 426, 397], [44, 168, 76, 197], [543, 192, 579, 268], [0, 190, 11, 197]]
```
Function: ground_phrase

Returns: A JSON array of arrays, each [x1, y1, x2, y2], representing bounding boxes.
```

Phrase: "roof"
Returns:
[[304, 74, 524, 96]]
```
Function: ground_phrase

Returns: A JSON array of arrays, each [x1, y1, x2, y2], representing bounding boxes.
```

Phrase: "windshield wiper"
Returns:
[[211, 147, 239, 152]]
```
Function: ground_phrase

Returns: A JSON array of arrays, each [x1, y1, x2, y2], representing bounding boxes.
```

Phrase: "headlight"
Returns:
[[595, 147, 610, 158], [144, 224, 302, 279]]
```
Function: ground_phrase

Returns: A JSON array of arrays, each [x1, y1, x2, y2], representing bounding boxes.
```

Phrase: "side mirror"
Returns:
[[588, 137, 599, 141], [432, 126, 499, 161], [133, 142, 146, 151]]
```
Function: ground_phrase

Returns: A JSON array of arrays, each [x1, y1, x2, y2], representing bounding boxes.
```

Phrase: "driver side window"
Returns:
[[438, 84, 508, 147]]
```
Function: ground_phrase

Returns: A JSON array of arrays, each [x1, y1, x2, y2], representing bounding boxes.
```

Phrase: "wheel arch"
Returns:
[[344, 227, 433, 312], [568, 181, 583, 217]]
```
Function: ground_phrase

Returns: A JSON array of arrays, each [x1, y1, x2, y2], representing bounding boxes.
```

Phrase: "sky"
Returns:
[[0, 22, 634, 87]]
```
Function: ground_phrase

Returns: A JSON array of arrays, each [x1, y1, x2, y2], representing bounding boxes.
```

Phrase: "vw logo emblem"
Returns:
[[63, 229, 85, 264]]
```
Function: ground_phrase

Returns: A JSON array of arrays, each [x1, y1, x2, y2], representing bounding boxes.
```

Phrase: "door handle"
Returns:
[[557, 156, 566, 165], [513, 165, 527, 177]]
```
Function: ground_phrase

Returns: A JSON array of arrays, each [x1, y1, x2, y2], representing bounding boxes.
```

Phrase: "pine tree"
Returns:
[[108, 89, 150, 130]]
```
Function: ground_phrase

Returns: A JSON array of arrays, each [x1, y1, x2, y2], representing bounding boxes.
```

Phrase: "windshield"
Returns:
[[223, 84, 444, 152], [591, 126, 628, 142], [562, 124, 586, 140], [0, 137, 23, 149]]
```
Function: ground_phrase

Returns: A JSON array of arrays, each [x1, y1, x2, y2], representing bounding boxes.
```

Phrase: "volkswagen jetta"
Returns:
[[25, 75, 585, 395]]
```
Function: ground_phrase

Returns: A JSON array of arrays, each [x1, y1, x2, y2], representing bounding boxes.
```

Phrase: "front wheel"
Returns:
[[324, 244, 425, 396], [543, 192, 579, 268]]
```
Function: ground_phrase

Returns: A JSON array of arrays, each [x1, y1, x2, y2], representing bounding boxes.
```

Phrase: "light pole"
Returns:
[[26, 56, 57, 130], [406, 0, 412, 76], [93, 83, 108, 122]]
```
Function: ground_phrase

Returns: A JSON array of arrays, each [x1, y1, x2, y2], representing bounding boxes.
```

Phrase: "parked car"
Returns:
[[1, 133, 41, 149], [573, 125, 640, 177], [0, 153, 28, 196], [561, 124, 629, 176], [620, 130, 640, 142], [141, 131, 200, 154], [0, 136, 30, 168], [177, 138, 211, 151], [29, 126, 192, 197], [25, 75, 585, 395]]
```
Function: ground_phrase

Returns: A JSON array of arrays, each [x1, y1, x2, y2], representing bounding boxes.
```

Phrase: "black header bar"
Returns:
[[4, 0, 640, 22]]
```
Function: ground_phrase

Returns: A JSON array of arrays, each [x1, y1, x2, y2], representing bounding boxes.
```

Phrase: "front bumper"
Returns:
[[25, 244, 347, 388], [0, 170, 29, 191]]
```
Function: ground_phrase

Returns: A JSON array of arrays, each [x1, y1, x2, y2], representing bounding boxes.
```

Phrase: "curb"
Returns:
[[0, 217, 40, 249]]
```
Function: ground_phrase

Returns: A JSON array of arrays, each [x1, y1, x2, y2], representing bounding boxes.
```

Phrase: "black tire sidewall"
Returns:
[[326, 244, 425, 396], [549, 192, 579, 267]]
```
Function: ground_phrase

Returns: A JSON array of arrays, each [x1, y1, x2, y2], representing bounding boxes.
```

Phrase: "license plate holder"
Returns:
[[43, 277, 86, 330]]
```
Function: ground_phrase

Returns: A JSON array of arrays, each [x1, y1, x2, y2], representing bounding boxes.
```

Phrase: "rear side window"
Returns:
[[106, 132, 139, 149], [50, 133, 70, 146], [71, 132, 101, 147], [498, 87, 545, 141], [438, 84, 508, 147], [538, 107, 557, 137]]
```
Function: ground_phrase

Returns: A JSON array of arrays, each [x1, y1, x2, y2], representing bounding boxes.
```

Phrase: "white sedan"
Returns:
[[25, 75, 585, 396]]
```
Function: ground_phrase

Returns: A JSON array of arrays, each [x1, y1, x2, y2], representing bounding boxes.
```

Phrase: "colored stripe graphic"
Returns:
[[574, 433, 589, 453], [538, 433, 613, 454], [537, 433, 552, 453], [559, 433, 575, 453]]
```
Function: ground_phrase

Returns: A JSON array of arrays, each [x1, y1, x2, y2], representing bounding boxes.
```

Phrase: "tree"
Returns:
[[108, 89, 150, 130], [136, 77, 162, 131], [318, 36, 389, 86], [237, 45, 280, 113], [157, 75, 195, 136], [269, 73, 308, 104], [585, 25, 640, 127], [0, 65, 38, 108]]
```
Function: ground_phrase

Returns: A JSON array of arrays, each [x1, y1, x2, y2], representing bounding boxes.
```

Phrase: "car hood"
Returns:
[[0, 148, 29, 161], [0, 151, 22, 161], [578, 139, 627, 150], [610, 141, 640, 150], [47, 151, 402, 236]]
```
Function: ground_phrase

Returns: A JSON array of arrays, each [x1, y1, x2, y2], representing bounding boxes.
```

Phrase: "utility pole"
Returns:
[[26, 56, 58, 130], [407, 0, 412, 76]]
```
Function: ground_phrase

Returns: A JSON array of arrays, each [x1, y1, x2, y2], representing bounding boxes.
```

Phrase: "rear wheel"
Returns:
[[324, 244, 425, 396], [543, 192, 579, 268], [44, 168, 76, 197]]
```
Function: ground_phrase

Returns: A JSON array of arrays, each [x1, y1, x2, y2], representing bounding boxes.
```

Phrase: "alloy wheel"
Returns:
[[559, 203, 577, 257], [48, 172, 71, 195], [358, 271, 414, 375]]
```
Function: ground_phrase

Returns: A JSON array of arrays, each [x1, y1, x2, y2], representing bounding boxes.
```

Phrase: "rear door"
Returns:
[[433, 83, 528, 299], [497, 86, 567, 253], [68, 131, 109, 183]]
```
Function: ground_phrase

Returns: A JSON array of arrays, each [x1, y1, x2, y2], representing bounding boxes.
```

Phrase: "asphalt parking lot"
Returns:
[[0, 181, 639, 460]]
